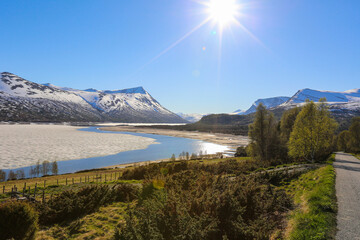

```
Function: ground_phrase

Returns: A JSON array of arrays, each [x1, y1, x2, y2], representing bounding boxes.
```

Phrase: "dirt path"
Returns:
[[334, 152, 360, 240]]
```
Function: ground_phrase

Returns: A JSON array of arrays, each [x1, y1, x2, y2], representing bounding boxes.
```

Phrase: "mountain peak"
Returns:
[[103, 86, 147, 94]]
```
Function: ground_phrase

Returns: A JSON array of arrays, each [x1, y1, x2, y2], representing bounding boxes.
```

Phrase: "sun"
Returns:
[[206, 0, 239, 27]]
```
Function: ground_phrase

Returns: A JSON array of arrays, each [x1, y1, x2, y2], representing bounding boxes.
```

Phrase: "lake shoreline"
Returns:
[[100, 126, 249, 151]]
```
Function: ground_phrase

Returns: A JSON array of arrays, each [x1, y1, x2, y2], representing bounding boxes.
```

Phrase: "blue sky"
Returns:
[[0, 0, 359, 114]]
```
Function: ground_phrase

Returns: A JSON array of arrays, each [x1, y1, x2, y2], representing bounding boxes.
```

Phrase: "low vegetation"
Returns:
[[284, 155, 337, 239]]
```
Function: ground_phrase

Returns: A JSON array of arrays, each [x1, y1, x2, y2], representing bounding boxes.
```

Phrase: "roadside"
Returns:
[[334, 152, 360, 240], [284, 155, 337, 240]]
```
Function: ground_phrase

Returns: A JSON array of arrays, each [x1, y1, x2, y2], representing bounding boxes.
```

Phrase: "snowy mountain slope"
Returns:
[[176, 113, 207, 123], [0, 72, 187, 123], [234, 97, 290, 115], [284, 88, 360, 104]]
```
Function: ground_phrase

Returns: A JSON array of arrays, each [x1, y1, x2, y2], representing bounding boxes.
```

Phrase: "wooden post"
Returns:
[[3, 185, 5, 194], [23, 187, 25, 197], [34, 183, 37, 198], [42, 189, 45, 203], [44, 180, 46, 188], [57, 179, 59, 185], [72, 178, 74, 184], [24, 182, 26, 190]]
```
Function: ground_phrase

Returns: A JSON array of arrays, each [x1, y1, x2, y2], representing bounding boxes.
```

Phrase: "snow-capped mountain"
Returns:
[[0, 72, 187, 123], [283, 88, 360, 105], [176, 113, 207, 123], [277, 88, 360, 116], [234, 97, 290, 115]]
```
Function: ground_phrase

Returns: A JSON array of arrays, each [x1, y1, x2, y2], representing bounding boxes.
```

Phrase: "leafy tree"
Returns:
[[248, 103, 281, 162], [170, 154, 176, 161], [349, 117, 360, 153], [288, 99, 337, 162], [280, 107, 301, 142], [235, 146, 247, 157], [186, 152, 190, 160], [337, 130, 352, 152], [0, 169, 6, 182], [51, 161, 59, 175]]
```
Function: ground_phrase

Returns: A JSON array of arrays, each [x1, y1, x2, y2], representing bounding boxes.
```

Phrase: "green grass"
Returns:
[[37, 201, 129, 239], [285, 155, 337, 240]]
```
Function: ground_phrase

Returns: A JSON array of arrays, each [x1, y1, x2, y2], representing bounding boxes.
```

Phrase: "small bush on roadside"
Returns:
[[0, 201, 38, 240]]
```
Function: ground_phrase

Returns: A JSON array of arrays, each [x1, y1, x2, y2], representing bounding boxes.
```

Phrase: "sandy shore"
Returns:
[[100, 126, 249, 150], [0, 125, 157, 169]]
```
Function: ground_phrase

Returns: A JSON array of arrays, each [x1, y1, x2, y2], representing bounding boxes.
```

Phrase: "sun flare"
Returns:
[[206, 0, 239, 26]]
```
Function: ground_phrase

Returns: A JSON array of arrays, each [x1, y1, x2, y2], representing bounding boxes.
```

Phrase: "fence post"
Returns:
[[72, 178, 74, 184], [34, 183, 37, 198], [3, 185, 5, 194], [23, 187, 25, 197]]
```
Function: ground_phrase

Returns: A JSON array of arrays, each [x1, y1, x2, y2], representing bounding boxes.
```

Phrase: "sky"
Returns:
[[0, 0, 359, 114]]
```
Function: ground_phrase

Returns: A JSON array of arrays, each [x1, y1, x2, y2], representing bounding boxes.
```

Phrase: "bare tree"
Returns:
[[35, 160, 41, 177], [51, 161, 58, 175], [42, 161, 50, 176], [0, 169, 6, 182], [16, 169, 25, 179], [8, 170, 16, 181]]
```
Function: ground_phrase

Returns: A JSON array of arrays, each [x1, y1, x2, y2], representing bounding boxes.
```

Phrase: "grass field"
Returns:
[[284, 154, 337, 240]]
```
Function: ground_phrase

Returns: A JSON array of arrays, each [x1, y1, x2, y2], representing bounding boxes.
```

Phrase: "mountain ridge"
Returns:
[[0, 72, 187, 123]]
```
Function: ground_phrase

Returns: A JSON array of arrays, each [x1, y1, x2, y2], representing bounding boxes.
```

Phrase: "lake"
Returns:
[[3, 127, 230, 177]]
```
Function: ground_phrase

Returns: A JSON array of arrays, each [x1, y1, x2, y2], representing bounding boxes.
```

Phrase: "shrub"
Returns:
[[0, 201, 38, 240], [38, 183, 139, 225]]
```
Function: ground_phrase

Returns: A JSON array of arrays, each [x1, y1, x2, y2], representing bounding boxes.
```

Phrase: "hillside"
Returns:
[[0, 72, 187, 123]]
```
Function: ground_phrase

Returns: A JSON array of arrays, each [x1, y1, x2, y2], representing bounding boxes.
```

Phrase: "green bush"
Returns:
[[0, 201, 38, 240], [116, 170, 291, 240], [38, 183, 139, 225]]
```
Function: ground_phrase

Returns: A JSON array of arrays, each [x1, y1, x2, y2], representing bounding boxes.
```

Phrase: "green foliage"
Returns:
[[286, 164, 337, 240], [235, 146, 248, 157], [248, 103, 282, 162], [348, 117, 360, 153], [288, 100, 338, 162], [38, 183, 139, 225], [280, 107, 302, 142], [337, 130, 352, 152], [115, 170, 291, 240], [0, 201, 39, 240]]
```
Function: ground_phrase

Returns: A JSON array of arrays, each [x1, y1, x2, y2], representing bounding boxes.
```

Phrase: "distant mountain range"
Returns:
[[233, 88, 360, 117], [0, 72, 187, 123], [176, 113, 207, 123]]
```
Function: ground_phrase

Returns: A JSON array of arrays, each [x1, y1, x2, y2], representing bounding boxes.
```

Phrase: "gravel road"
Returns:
[[334, 152, 360, 240]]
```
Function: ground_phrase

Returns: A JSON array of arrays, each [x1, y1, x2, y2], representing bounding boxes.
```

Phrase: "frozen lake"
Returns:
[[1, 126, 229, 177]]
